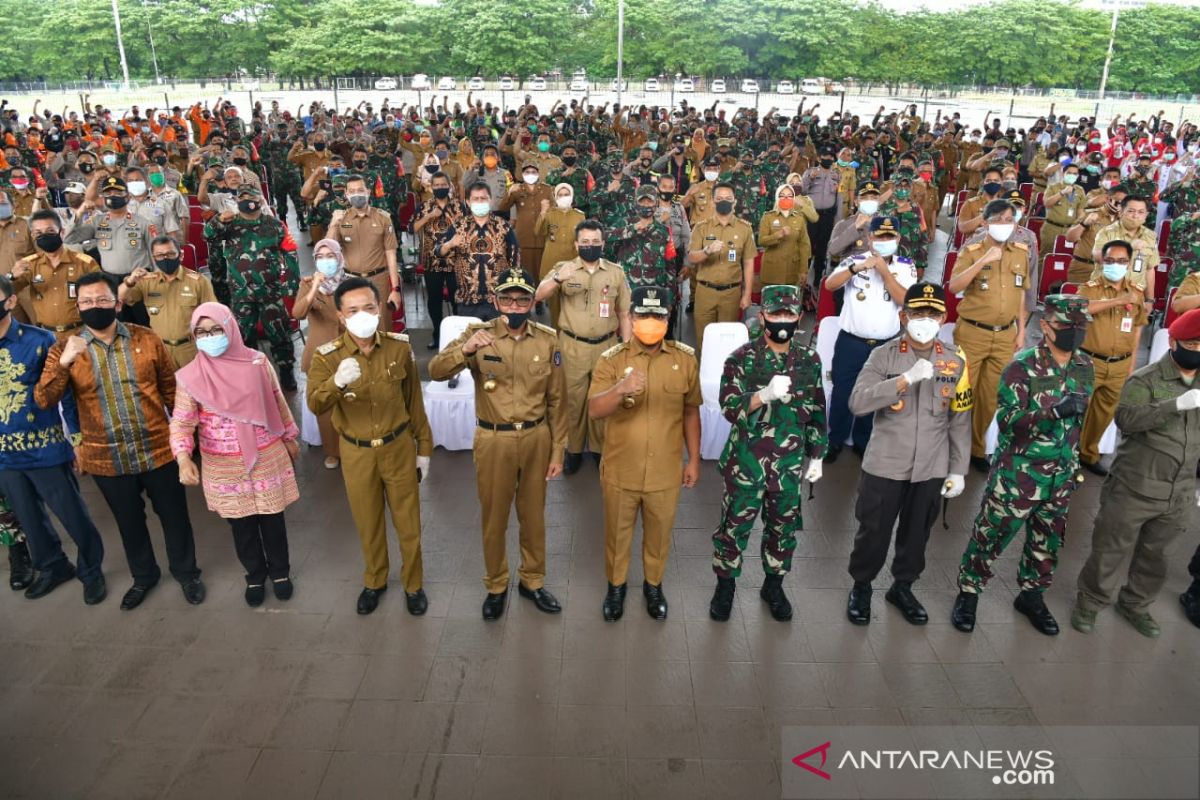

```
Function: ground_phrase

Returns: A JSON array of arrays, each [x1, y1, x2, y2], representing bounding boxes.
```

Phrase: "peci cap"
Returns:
[[630, 285, 672, 315], [495, 268, 537, 295]]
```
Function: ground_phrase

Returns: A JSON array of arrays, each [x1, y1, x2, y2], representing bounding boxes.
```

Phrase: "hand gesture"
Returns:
[[177, 455, 200, 486], [617, 368, 647, 395], [540, 198, 550, 214], [124, 267, 149, 286], [462, 328, 495, 355], [803, 460, 822, 483], [941, 474, 965, 498], [681, 459, 700, 488], [219, 211, 235, 223], [427, 205, 443, 220], [1050, 392, 1089, 419], [555, 261, 579, 281], [704, 239, 724, 255], [333, 357, 362, 389], [757, 374, 792, 404], [901, 358, 934, 386], [981, 245, 1004, 265], [59, 335, 88, 366], [607, 177, 622, 193], [780, 226, 791, 237]]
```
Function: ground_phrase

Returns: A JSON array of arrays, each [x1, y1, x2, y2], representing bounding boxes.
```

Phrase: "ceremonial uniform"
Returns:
[[758, 202, 818, 289], [9, 248, 101, 336], [121, 268, 217, 368], [1092, 221, 1158, 292], [689, 215, 754, 355]]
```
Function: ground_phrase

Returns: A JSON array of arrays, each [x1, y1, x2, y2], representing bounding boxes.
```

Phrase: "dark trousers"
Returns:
[[425, 269, 458, 342], [848, 473, 943, 584], [0, 464, 105, 583], [229, 512, 290, 585], [92, 461, 199, 586], [1189, 542, 1200, 586], [828, 330, 881, 450], [807, 207, 838, 292]]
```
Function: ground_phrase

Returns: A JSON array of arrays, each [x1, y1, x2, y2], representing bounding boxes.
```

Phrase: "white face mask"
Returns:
[[555, 196, 572, 209], [703, 170, 719, 182], [127, 180, 147, 197], [858, 199, 879, 215], [906, 317, 940, 345], [872, 239, 898, 258], [344, 311, 380, 339], [988, 223, 1015, 242], [522, 172, 539, 185]]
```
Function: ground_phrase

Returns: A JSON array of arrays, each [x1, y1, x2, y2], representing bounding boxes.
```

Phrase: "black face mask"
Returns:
[[819, 158, 834, 168], [658, 191, 673, 201], [637, 205, 655, 219], [714, 199, 734, 215], [425, 164, 439, 175], [640, 158, 651, 169], [155, 257, 181, 274], [578, 244, 603, 263], [232, 157, 248, 166], [764, 319, 799, 343], [35, 233, 63, 252], [80, 306, 117, 330], [153, 155, 168, 166], [561, 156, 577, 167], [432, 186, 450, 200], [353, 160, 368, 169], [982, 181, 1002, 196], [313, 142, 326, 151], [78, 162, 95, 173], [103, 195, 128, 210], [1049, 325, 1087, 353], [238, 199, 259, 214], [1172, 345, 1200, 371], [504, 310, 529, 330]]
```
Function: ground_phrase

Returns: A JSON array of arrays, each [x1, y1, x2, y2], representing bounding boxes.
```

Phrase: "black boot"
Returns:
[[709, 576, 735, 622], [1179, 581, 1200, 629], [1013, 590, 1059, 636], [951, 591, 978, 632], [602, 582, 627, 621], [885, 580, 928, 625], [760, 574, 793, 621], [8, 540, 34, 591], [846, 581, 872, 625], [278, 367, 298, 392]]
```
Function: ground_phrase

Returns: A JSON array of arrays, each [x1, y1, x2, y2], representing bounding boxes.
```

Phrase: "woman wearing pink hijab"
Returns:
[[170, 302, 301, 607]]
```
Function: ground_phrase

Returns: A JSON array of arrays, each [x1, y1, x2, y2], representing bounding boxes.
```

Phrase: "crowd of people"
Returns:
[[0, 92, 1198, 640]]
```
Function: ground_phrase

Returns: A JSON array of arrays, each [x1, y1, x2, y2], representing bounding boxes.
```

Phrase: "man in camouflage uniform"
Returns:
[[547, 142, 591, 217], [1163, 173, 1200, 287], [709, 286, 826, 623], [607, 185, 677, 292], [263, 124, 305, 230], [1125, 153, 1158, 228], [590, 158, 636, 231], [204, 185, 301, 390], [728, 150, 766, 229], [880, 173, 929, 279], [951, 294, 1095, 636]]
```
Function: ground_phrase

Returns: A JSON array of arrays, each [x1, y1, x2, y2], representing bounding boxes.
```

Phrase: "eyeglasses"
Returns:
[[1123, 208, 1149, 216], [1102, 259, 1130, 266], [497, 295, 533, 309], [77, 296, 116, 310], [194, 325, 225, 339]]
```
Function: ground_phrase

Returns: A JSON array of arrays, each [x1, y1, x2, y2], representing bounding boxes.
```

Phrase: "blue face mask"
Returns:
[[196, 334, 230, 358], [315, 257, 339, 276], [1102, 263, 1128, 282]]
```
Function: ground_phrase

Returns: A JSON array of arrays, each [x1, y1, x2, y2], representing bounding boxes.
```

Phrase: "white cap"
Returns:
[[64, 182, 87, 194]]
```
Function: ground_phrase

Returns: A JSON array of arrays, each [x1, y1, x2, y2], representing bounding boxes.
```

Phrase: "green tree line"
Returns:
[[3, 0, 1199, 95]]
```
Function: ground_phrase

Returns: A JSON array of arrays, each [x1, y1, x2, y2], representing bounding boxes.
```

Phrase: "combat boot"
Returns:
[[885, 580, 928, 625], [759, 574, 793, 621], [846, 581, 872, 625], [709, 577, 735, 622], [1013, 590, 1059, 636], [951, 591, 978, 632]]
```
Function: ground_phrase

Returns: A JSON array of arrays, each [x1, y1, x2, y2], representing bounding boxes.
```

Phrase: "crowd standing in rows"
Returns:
[[0, 93, 1198, 638]]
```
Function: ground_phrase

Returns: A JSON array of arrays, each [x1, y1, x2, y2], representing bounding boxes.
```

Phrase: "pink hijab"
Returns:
[[175, 302, 287, 474]]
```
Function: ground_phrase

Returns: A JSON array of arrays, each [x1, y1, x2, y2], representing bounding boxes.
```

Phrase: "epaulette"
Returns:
[[385, 332, 409, 342], [467, 321, 492, 330], [600, 342, 627, 359], [963, 241, 983, 252], [316, 340, 341, 356], [531, 321, 556, 335], [184, 270, 200, 280], [1085, 280, 1100, 287], [669, 340, 695, 356], [1011, 241, 1029, 251]]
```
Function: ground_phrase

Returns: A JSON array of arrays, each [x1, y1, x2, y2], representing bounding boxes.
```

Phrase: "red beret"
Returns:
[[1168, 308, 1200, 342]]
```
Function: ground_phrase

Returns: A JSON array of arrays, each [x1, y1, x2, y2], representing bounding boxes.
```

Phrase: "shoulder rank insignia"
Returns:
[[600, 342, 627, 359], [316, 340, 341, 356]]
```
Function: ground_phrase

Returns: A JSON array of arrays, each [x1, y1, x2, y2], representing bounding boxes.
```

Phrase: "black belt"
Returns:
[[840, 330, 895, 347], [1081, 348, 1131, 363], [341, 422, 409, 448], [1072, 256, 1094, 265], [350, 266, 388, 279], [561, 329, 615, 345], [42, 321, 82, 333], [162, 337, 191, 346], [961, 316, 1015, 333], [478, 417, 545, 432], [699, 280, 740, 291]]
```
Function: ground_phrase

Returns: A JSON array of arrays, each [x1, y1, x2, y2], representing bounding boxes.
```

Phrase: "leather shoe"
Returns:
[[83, 576, 107, 605], [562, 452, 583, 475], [885, 581, 928, 625], [970, 456, 991, 474], [643, 580, 668, 620], [246, 584, 266, 607], [1180, 587, 1200, 629], [951, 591, 978, 632], [182, 578, 206, 605], [846, 581, 872, 625], [709, 576, 735, 622], [823, 445, 842, 464], [850, 444, 866, 459], [356, 586, 385, 615], [590, 452, 602, 467], [406, 588, 428, 615], [482, 590, 507, 620], [24, 564, 75, 600], [760, 574, 793, 621], [120, 583, 155, 610], [279, 369, 298, 392], [602, 582, 627, 621], [1082, 459, 1108, 477], [271, 578, 292, 601], [518, 583, 561, 613], [8, 540, 34, 591], [1013, 590, 1059, 635]]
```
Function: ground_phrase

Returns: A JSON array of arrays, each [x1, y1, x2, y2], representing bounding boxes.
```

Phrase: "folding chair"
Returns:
[[699, 322, 750, 460]]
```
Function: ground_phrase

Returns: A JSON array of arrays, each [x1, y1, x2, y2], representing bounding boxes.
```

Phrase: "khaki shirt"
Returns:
[[427, 319, 568, 461], [1071, 206, 1117, 268], [1077, 279, 1148, 358], [66, 211, 156, 276], [1044, 184, 1087, 228], [306, 331, 433, 455], [548, 257, 631, 339], [1092, 222, 1159, 290], [123, 269, 217, 368], [958, 193, 991, 225], [288, 146, 331, 181], [10, 248, 101, 333], [496, 183, 553, 248], [0, 218, 34, 274], [589, 338, 701, 492], [331, 207, 398, 275], [689, 216, 755, 287], [952, 237, 1029, 326], [1177, 271, 1200, 302], [684, 180, 716, 225]]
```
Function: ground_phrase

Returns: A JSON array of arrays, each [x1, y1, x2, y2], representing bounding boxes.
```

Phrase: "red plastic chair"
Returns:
[[1030, 192, 1045, 218], [816, 279, 837, 322], [181, 243, 198, 271], [186, 194, 200, 207], [1060, 282, 1080, 295], [190, 233, 209, 268], [1040, 254, 1072, 300], [1025, 217, 1044, 245], [1018, 182, 1033, 204], [952, 226, 965, 251], [1164, 288, 1181, 328], [942, 282, 960, 324], [1158, 219, 1171, 256], [188, 205, 203, 223], [1053, 235, 1076, 255], [954, 189, 969, 218]]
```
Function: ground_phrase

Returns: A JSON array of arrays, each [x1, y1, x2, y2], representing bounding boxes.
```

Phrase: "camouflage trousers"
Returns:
[[272, 180, 306, 228], [233, 295, 295, 371], [711, 472, 802, 579], [207, 246, 231, 307], [0, 492, 23, 547], [957, 470, 1075, 594]]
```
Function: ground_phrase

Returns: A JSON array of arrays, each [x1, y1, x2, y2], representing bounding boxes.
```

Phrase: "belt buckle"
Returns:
[[513, 422, 524, 431], [866, 339, 877, 345], [370, 437, 384, 447]]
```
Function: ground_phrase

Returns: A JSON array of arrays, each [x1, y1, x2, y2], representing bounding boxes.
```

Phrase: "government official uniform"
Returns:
[[121, 268, 217, 368], [1040, 180, 1087, 258], [496, 178, 553, 279], [9, 247, 101, 337], [1092, 221, 1158, 294], [330, 203, 399, 328], [1067, 204, 1117, 284], [689, 214, 754, 357]]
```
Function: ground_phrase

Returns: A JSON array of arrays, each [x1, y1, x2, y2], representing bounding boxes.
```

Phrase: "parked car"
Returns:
[[530, 76, 547, 91], [740, 79, 759, 93], [411, 73, 431, 90], [776, 80, 795, 94], [437, 76, 457, 90], [569, 77, 588, 92], [467, 76, 485, 90], [801, 78, 824, 95], [610, 78, 628, 92], [644, 78, 660, 92], [677, 77, 695, 92], [711, 78, 727, 93], [499, 76, 516, 90], [374, 77, 398, 90]]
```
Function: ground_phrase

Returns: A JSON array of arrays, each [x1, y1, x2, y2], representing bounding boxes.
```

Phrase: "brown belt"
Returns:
[[961, 316, 1015, 333], [478, 417, 545, 432], [341, 421, 409, 448], [349, 266, 388, 279], [1081, 348, 1131, 363], [561, 329, 615, 345]]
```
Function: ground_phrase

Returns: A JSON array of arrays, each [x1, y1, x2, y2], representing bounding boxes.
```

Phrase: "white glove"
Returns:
[[941, 474, 965, 498], [901, 358, 935, 386], [416, 455, 430, 483], [1175, 389, 1200, 412], [803, 460, 822, 483], [333, 358, 362, 389], [756, 375, 792, 405]]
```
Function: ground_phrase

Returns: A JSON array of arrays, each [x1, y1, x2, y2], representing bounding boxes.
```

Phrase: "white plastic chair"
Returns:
[[698, 322, 750, 460], [1149, 328, 1170, 364], [423, 315, 481, 451], [814, 317, 841, 419]]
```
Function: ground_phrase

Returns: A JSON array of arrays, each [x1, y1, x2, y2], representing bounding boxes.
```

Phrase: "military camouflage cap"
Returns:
[[331, 174, 350, 187], [635, 184, 658, 202], [994, 138, 1013, 149], [236, 184, 263, 199], [1043, 294, 1092, 326], [761, 285, 800, 314], [495, 268, 537, 295], [631, 284, 672, 315]]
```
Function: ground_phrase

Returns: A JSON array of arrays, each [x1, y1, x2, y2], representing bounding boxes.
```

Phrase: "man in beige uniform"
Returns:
[[687, 182, 755, 358], [681, 157, 722, 312], [1039, 162, 1087, 258], [9, 210, 101, 337], [429, 269, 568, 620], [118, 236, 217, 368], [1092, 195, 1158, 304], [534, 219, 632, 474], [497, 164, 553, 276], [1065, 186, 1123, 284], [0, 190, 35, 322], [330, 174, 403, 312], [948, 198, 1029, 471]]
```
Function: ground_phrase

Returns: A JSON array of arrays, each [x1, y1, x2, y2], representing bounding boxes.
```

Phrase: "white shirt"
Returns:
[[830, 254, 917, 340]]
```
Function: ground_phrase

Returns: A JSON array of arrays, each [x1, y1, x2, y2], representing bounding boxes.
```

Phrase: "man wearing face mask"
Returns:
[[139, 164, 189, 247], [0, 190, 35, 322], [1073, 309, 1200, 637], [608, 185, 678, 294], [498, 164, 553, 276], [414, 172, 468, 348], [546, 143, 591, 217], [957, 166, 1004, 238], [1092, 195, 1158, 304], [844, 283, 971, 626], [828, 181, 881, 266], [287, 132, 331, 182], [9, 210, 101, 335], [589, 285, 700, 621], [949, 199, 1030, 471], [708, 285, 826, 624], [467, 144, 511, 208], [1040, 162, 1087, 258], [66, 176, 157, 311], [802, 145, 843, 288], [119, 166, 182, 247], [307, 278, 432, 616], [329, 175, 403, 318], [1124, 153, 1158, 228], [688, 183, 755, 357], [1066, 183, 1124, 284], [437, 182, 520, 321], [951, 295, 1094, 636], [118, 236, 217, 369], [429, 269, 567, 619], [879, 174, 929, 280]]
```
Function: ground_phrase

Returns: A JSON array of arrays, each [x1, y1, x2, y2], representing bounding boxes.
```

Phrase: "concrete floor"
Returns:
[[1, 218, 1198, 800]]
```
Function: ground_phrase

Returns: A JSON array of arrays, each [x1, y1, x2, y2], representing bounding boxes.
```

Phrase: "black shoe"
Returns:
[[643, 580, 668, 620], [970, 456, 990, 474], [1179, 587, 1200, 629], [245, 584, 266, 607], [120, 582, 156, 610], [83, 576, 107, 605], [278, 369, 298, 393], [590, 452, 602, 467], [406, 588, 428, 616], [885, 581, 928, 625], [760, 574, 793, 621], [518, 583, 561, 613], [850, 444, 866, 459], [1082, 460, 1108, 477], [271, 578, 293, 601], [846, 581, 872, 625], [8, 541, 33, 591], [482, 590, 508, 620], [602, 582, 627, 621], [24, 564, 76, 600], [823, 445, 842, 464], [709, 577, 736, 622], [1013, 590, 1059, 636], [181, 578, 206, 605], [356, 586, 385, 615], [685, 301, 694, 313], [563, 452, 583, 475], [951, 591, 978, 632]]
